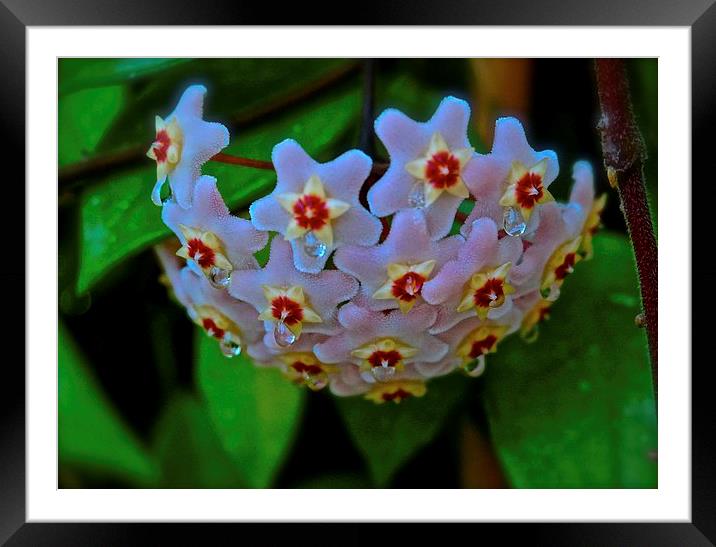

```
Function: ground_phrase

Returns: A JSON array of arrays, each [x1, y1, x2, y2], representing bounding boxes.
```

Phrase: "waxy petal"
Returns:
[[334, 209, 462, 312], [250, 140, 381, 273], [163, 176, 268, 272], [461, 116, 559, 236], [369, 96, 477, 240], [153, 85, 229, 209], [314, 303, 447, 367], [230, 238, 358, 336]]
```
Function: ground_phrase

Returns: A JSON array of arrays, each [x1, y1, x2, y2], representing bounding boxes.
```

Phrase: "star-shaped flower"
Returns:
[[368, 96, 477, 240], [581, 193, 607, 260], [461, 117, 559, 237], [514, 290, 553, 342], [328, 360, 430, 403], [272, 334, 337, 392], [147, 85, 229, 208], [364, 379, 427, 404], [422, 217, 523, 333], [563, 161, 606, 260], [510, 162, 594, 300], [328, 364, 373, 397], [162, 175, 268, 289], [333, 209, 462, 313], [154, 239, 193, 310], [164, 266, 266, 361], [257, 285, 323, 342], [276, 175, 350, 247], [250, 139, 382, 274], [405, 132, 472, 206], [314, 301, 447, 383], [230, 238, 358, 345]]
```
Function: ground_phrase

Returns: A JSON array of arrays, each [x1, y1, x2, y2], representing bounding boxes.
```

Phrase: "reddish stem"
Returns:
[[594, 59, 658, 402], [210, 152, 274, 170], [211, 151, 389, 179]]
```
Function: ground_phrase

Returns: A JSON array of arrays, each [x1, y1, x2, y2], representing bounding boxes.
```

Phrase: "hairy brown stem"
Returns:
[[594, 59, 658, 402]]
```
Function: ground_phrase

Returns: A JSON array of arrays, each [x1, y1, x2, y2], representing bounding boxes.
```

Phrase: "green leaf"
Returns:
[[59, 58, 192, 96], [483, 232, 657, 488], [378, 72, 486, 152], [151, 392, 246, 488], [196, 330, 305, 488], [96, 59, 352, 155], [59, 322, 158, 485], [77, 86, 361, 293], [58, 85, 125, 167], [336, 374, 468, 486], [77, 165, 168, 293]]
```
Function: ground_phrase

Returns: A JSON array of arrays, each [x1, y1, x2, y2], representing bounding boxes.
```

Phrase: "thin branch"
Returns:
[[210, 151, 388, 180], [594, 59, 658, 402], [58, 61, 361, 193], [210, 153, 273, 171], [359, 59, 376, 156]]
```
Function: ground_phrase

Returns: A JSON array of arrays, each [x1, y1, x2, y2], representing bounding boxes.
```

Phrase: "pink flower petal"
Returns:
[[163, 175, 267, 271], [314, 303, 446, 365], [334, 209, 462, 311], [369, 96, 475, 240], [229, 238, 358, 336]]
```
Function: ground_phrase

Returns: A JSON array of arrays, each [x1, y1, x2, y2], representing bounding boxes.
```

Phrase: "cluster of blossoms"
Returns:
[[151, 85, 606, 404]]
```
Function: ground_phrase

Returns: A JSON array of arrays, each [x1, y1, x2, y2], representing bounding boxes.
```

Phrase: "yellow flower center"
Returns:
[[279, 352, 334, 391], [580, 193, 607, 260], [193, 305, 242, 356], [498, 159, 554, 221], [457, 325, 508, 364], [541, 237, 582, 296], [372, 260, 436, 314], [405, 132, 473, 207], [258, 285, 322, 340], [147, 116, 183, 175], [175, 225, 233, 286], [457, 262, 514, 319], [520, 299, 553, 342], [277, 175, 350, 248], [364, 380, 427, 404], [351, 338, 418, 374]]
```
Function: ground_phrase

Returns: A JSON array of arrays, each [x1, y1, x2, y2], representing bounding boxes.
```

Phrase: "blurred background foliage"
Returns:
[[58, 58, 657, 489]]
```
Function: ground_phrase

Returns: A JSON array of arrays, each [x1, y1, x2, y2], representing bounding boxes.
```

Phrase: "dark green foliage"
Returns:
[[483, 233, 657, 488]]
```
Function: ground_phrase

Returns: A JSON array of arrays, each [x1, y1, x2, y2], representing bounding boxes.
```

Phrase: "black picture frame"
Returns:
[[3, 1, 707, 544]]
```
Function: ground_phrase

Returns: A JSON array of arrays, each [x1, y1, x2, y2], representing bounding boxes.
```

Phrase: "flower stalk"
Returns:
[[594, 59, 658, 401], [359, 59, 376, 157]]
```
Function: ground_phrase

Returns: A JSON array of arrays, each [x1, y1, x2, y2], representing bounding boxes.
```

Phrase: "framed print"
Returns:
[[2, 0, 708, 544]]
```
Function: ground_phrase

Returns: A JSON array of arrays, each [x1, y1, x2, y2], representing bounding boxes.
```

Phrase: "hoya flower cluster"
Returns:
[[151, 85, 606, 404]]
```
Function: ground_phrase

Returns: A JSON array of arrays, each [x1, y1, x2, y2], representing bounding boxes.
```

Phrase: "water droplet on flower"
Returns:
[[408, 182, 426, 209], [371, 364, 396, 382], [219, 338, 242, 358], [303, 231, 327, 258], [208, 266, 232, 289], [540, 283, 561, 302], [503, 206, 526, 237], [302, 370, 329, 391], [463, 355, 486, 377], [273, 320, 297, 347]]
